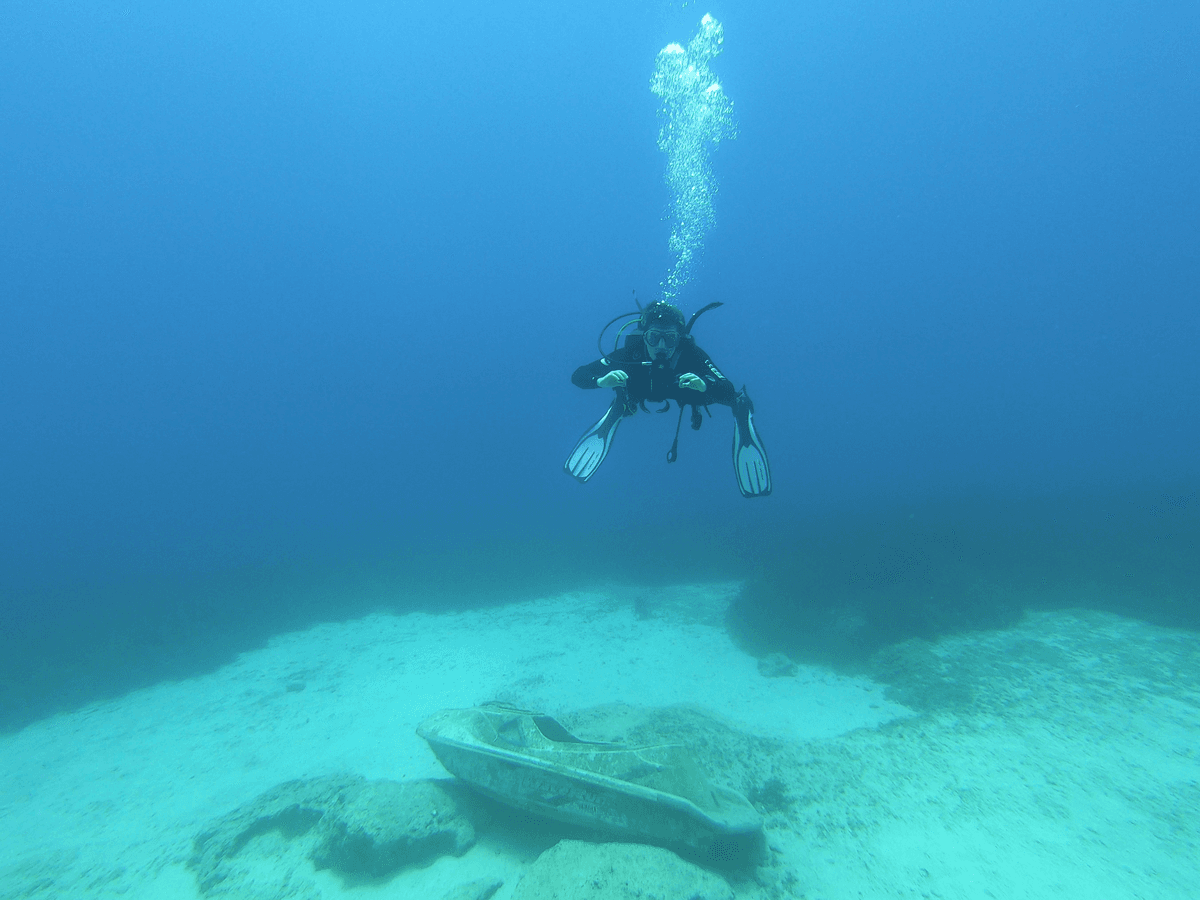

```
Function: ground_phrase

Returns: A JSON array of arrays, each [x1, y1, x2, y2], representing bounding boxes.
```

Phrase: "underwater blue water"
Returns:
[[1, 0, 1197, 725]]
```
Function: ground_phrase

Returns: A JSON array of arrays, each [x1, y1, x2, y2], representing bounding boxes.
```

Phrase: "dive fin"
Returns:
[[733, 388, 772, 498], [565, 391, 627, 483]]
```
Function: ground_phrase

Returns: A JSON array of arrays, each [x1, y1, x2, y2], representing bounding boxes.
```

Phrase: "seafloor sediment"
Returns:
[[0, 587, 1196, 900]]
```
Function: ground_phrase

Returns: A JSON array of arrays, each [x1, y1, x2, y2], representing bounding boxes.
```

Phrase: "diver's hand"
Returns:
[[596, 370, 628, 388], [678, 373, 707, 392]]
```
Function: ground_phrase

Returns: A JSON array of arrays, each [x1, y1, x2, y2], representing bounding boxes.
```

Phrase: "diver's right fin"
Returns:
[[733, 388, 772, 498], [564, 391, 627, 483]]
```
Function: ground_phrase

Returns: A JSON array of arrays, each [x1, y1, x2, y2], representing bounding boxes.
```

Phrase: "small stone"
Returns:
[[757, 652, 798, 678]]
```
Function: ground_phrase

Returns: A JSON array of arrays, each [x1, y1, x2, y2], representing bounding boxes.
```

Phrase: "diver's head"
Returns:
[[640, 301, 685, 361]]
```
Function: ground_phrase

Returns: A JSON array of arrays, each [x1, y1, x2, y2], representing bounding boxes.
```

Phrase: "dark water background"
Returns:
[[2, 0, 1197, 731]]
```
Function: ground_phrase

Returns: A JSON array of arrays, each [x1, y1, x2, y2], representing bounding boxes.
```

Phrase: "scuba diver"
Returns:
[[564, 299, 772, 498]]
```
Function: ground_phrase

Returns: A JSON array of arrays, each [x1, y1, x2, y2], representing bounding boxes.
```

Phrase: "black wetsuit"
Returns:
[[572, 336, 738, 409]]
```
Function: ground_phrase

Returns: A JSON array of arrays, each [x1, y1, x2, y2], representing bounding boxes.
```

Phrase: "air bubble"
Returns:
[[650, 15, 736, 301]]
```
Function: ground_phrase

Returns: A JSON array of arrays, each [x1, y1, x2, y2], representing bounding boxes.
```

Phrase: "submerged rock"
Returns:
[[511, 840, 734, 900], [189, 775, 476, 896], [310, 778, 475, 876]]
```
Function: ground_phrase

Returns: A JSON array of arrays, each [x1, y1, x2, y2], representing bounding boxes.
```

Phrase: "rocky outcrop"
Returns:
[[189, 775, 477, 896]]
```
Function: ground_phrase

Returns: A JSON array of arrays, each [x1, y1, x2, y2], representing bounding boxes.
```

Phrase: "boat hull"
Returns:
[[417, 705, 763, 856]]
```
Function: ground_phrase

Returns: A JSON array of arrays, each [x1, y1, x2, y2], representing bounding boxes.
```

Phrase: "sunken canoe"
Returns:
[[417, 704, 763, 856]]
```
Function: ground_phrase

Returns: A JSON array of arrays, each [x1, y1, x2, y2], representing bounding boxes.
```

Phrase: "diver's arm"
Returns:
[[683, 344, 738, 405], [704, 372, 737, 405], [572, 349, 636, 389], [572, 359, 611, 388]]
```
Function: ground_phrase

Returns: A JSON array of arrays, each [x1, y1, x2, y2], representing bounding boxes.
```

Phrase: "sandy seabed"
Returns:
[[1, 582, 1196, 899]]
